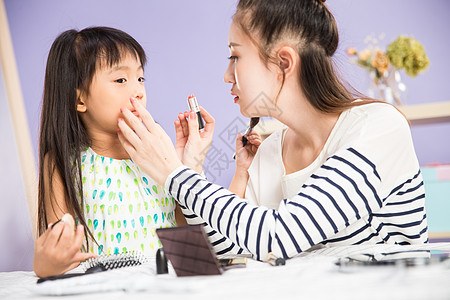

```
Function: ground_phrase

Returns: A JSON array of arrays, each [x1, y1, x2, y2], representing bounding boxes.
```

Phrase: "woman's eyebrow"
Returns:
[[228, 42, 242, 49]]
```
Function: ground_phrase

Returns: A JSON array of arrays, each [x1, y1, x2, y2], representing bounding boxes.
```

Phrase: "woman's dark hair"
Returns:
[[234, 0, 375, 113], [38, 27, 147, 245]]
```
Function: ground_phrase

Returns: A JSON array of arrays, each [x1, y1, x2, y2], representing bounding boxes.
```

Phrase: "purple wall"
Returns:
[[5, 0, 450, 187], [3, 0, 450, 271], [327, 0, 450, 167], [5, 0, 242, 186]]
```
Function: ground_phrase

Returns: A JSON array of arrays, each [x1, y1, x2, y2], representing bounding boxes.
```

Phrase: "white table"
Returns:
[[2, 244, 450, 300]]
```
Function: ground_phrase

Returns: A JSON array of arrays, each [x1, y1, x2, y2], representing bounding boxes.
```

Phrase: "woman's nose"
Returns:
[[223, 61, 235, 84]]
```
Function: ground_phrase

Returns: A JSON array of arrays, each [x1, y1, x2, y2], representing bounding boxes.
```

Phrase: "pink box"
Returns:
[[437, 164, 450, 181]]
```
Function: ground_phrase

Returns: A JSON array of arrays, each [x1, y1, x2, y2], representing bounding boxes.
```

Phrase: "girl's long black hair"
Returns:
[[38, 27, 146, 246]]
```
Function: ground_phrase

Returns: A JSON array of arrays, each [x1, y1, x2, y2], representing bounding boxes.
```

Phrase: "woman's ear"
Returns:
[[76, 89, 87, 113], [276, 46, 298, 80]]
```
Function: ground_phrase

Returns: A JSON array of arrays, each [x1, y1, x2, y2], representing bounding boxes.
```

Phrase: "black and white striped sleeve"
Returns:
[[179, 205, 246, 256], [176, 172, 246, 256], [165, 147, 384, 261]]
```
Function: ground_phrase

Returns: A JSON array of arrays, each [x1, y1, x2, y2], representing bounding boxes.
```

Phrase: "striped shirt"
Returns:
[[169, 103, 427, 260]]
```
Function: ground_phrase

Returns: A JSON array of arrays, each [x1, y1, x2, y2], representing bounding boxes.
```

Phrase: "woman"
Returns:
[[118, 0, 427, 261]]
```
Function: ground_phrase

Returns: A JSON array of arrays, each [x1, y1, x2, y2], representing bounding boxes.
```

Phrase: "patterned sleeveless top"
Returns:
[[79, 147, 176, 256]]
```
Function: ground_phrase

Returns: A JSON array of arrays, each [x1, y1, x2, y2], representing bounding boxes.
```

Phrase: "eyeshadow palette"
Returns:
[[156, 225, 223, 276]]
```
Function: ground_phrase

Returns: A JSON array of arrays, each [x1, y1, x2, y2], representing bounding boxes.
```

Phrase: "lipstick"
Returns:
[[187, 93, 205, 130]]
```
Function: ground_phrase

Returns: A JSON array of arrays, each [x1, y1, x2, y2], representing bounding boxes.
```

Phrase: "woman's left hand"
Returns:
[[118, 98, 183, 186], [234, 130, 262, 171]]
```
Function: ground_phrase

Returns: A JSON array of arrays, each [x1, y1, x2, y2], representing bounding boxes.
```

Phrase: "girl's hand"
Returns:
[[33, 214, 96, 278], [118, 98, 183, 186], [174, 106, 215, 174], [234, 131, 262, 172]]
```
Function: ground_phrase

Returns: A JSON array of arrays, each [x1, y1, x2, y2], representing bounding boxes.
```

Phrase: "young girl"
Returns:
[[33, 26, 196, 278], [117, 0, 428, 262]]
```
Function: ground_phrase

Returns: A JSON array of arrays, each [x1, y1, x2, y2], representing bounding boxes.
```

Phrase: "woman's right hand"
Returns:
[[33, 214, 96, 278], [234, 131, 262, 172]]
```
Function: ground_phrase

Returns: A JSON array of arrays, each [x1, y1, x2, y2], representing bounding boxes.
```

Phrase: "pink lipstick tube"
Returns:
[[187, 94, 205, 130]]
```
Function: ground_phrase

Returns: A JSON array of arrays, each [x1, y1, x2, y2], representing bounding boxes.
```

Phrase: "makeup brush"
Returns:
[[242, 117, 260, 146], [233, 117, 260, 159]]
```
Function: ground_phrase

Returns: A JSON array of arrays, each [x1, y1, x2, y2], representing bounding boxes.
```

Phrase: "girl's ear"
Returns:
[[76, 89, 87, 113], [276, 46, 298, 80]]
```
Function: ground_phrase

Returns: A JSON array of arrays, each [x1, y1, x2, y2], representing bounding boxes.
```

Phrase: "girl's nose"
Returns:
[[224, 61, 235, 84], [133, 82, 145, 100]]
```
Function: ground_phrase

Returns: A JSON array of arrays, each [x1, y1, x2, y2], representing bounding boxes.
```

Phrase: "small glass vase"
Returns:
[[367, 66, 407, 106]]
